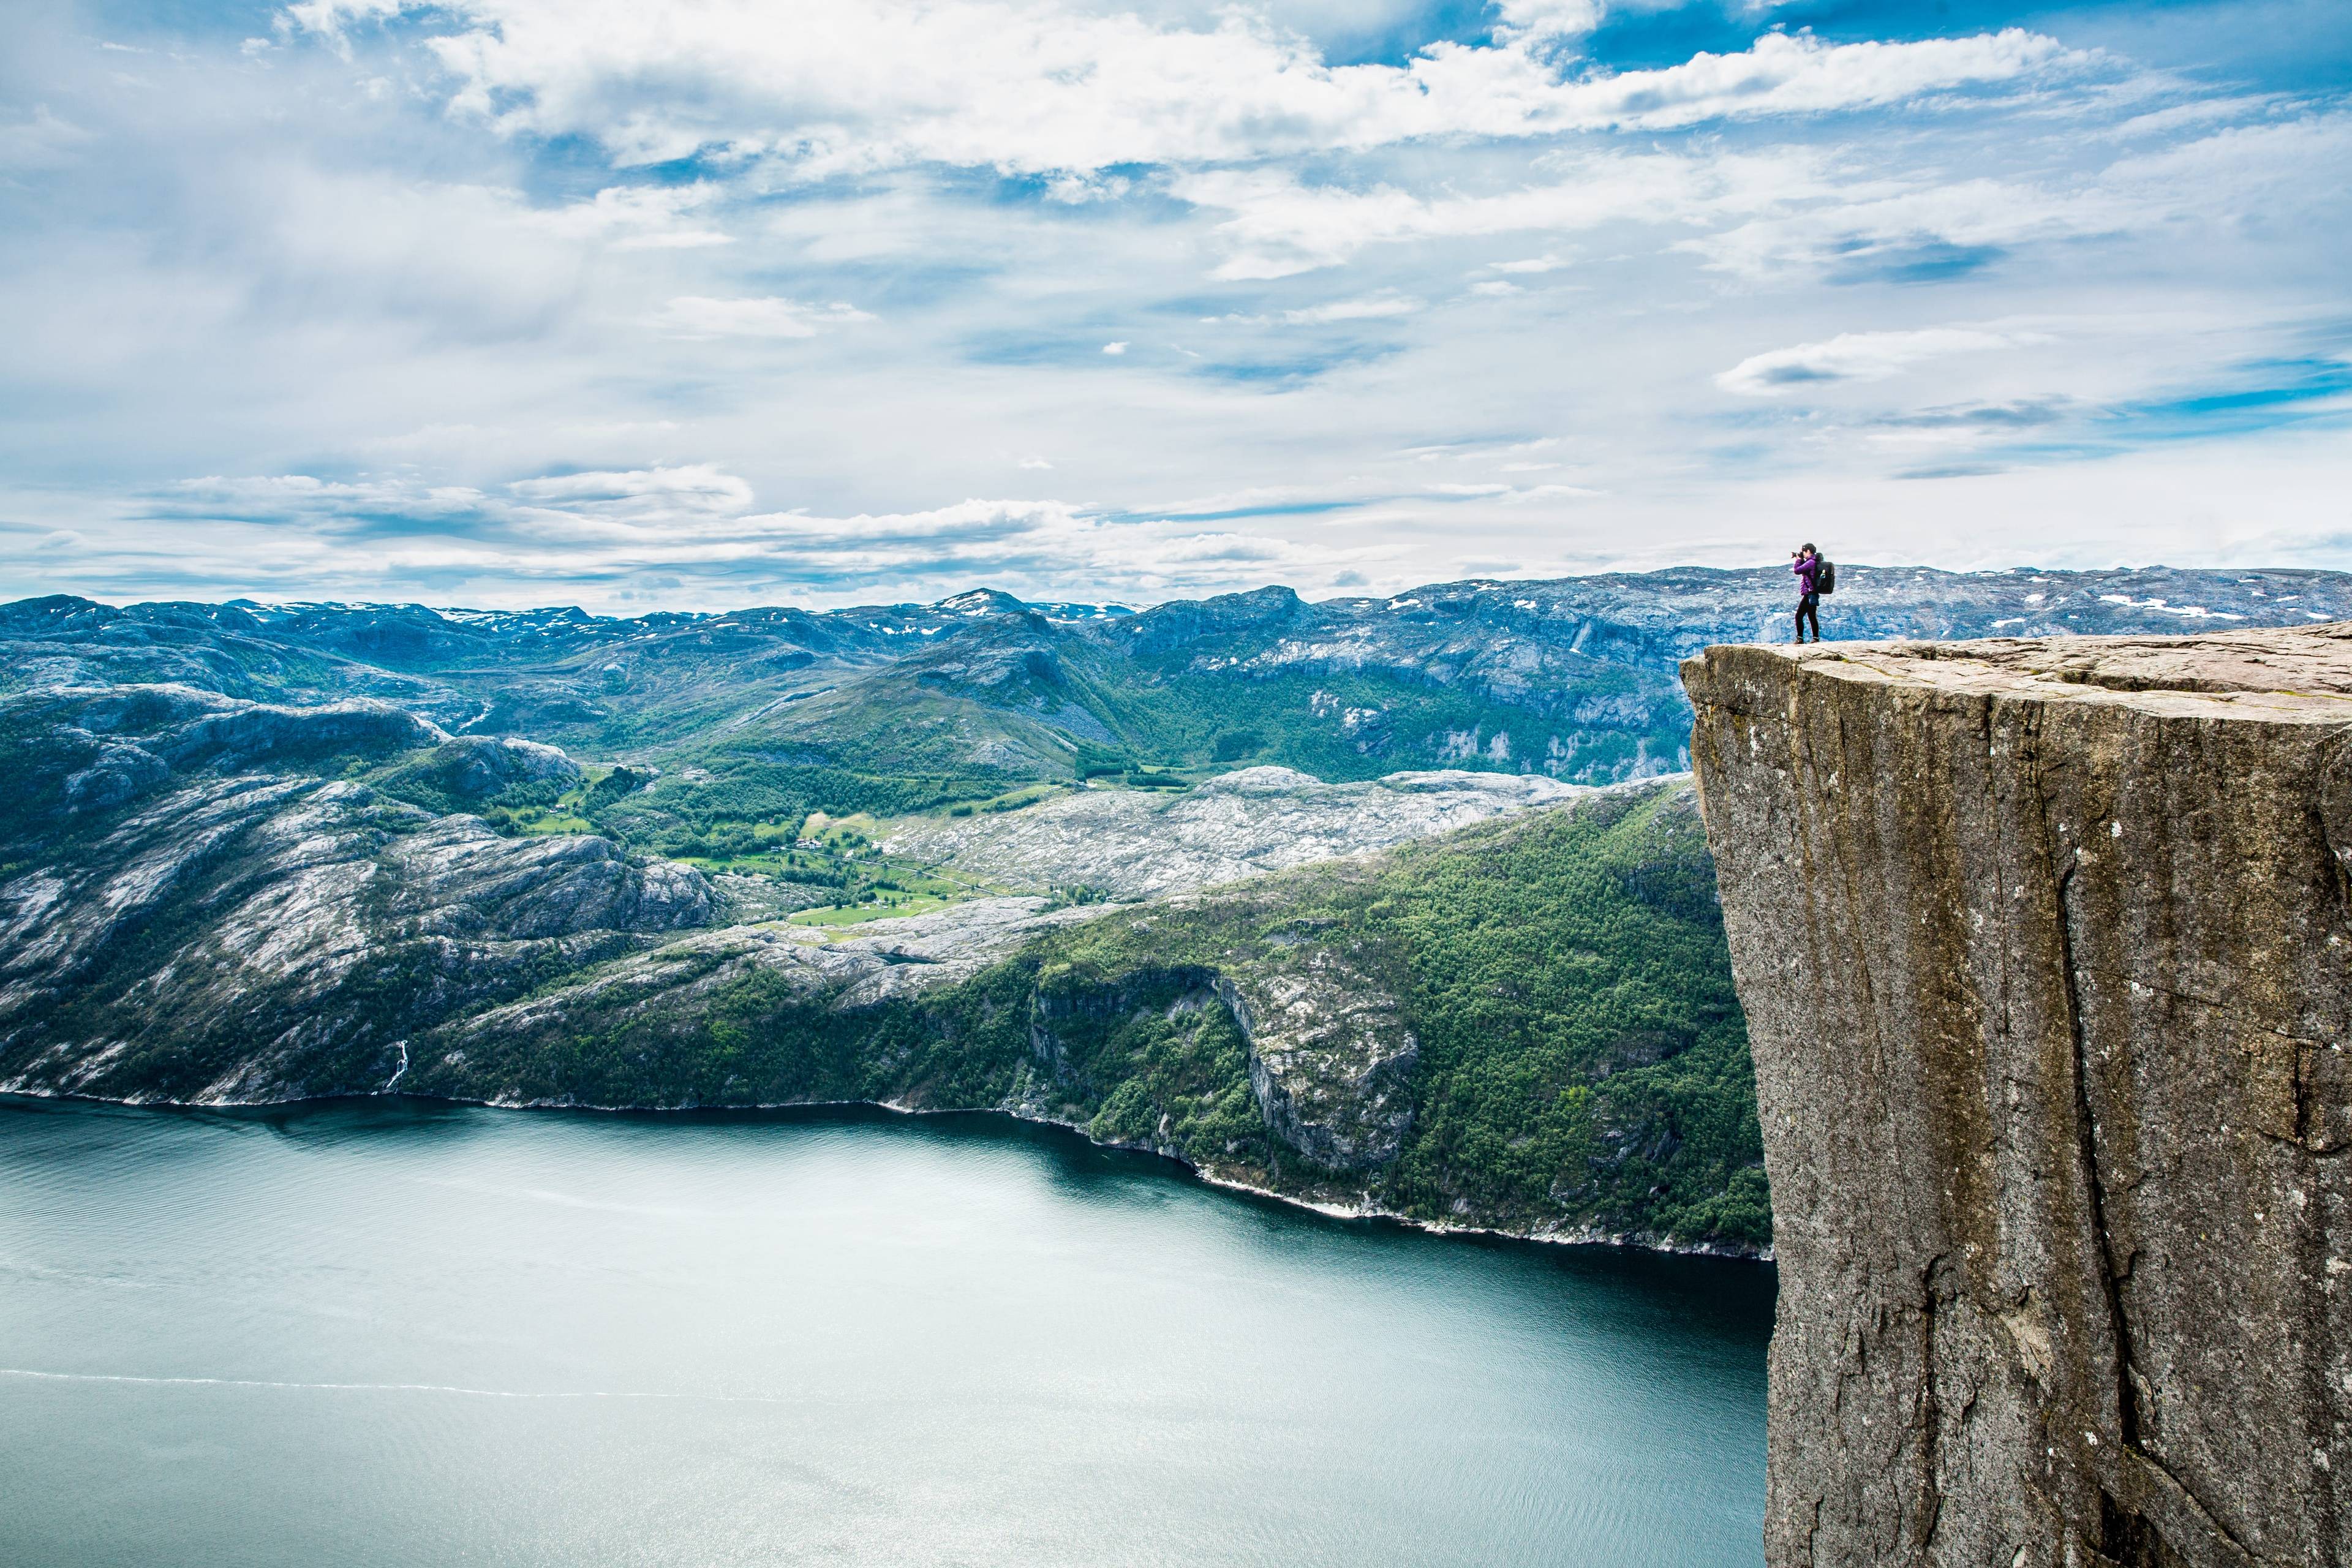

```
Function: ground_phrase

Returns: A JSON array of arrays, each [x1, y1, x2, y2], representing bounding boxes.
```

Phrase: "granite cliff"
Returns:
[[1685, 627, 2352, 1566]]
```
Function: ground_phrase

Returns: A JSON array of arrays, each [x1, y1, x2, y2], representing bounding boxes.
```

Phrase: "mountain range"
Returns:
[[5, 564, 2346, 1255], [12, 564, 2340, 831]]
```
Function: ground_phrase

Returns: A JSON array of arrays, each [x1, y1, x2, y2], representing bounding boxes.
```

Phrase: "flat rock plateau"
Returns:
[[1685, 625, 2352, 1567], [882, 766, 1588, 899]]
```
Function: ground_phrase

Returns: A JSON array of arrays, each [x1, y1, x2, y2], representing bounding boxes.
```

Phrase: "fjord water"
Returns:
[[0, 1097, 1770, 1567]]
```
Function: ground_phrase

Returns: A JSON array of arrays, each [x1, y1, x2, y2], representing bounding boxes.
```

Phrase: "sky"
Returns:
[[3, 0, 2350, 611]]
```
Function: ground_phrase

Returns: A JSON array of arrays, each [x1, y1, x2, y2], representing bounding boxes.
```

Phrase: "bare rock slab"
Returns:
[[881, 766, 1587, 900], [1682, 625, 2352, 1568]]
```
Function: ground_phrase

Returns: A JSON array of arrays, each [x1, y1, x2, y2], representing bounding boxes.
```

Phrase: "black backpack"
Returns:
[[1816, 557, 1836, 595]]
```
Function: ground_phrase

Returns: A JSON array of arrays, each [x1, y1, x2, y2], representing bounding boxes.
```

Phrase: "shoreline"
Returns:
[[0, 1084, 1773, 1265]]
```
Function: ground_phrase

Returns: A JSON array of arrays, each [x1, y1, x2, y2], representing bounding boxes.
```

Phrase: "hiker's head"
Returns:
[[1800, 543, 1816, 559]]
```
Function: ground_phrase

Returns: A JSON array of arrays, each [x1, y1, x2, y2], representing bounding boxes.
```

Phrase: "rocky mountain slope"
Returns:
[[1, 651, 1756, 1249], [374, 779, 1766, 1254], [0, 680, 687, 1099], [1686, 628, 2352, 1564], [882, 766, 1587, 899], [2, 718, 1762, 1250]]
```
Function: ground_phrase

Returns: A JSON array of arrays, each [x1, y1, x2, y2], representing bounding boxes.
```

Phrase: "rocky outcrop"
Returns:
[[0, 774, 714, 1102], [1215, 960, 1418, 1170], [1683, 626, 2352, 1567], [6, 684, 448, 820], [422, 894, 1115, 1079], [1016, 949, 1420, 1172], [883, 766, 1589, 899], [418, 734, 583, 798]]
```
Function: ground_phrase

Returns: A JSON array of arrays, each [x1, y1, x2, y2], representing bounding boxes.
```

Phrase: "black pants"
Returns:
[[1795, 592, 1820, 643]]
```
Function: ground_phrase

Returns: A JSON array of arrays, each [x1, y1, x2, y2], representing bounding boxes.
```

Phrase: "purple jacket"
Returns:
[[1793, 556, 1820, 597]]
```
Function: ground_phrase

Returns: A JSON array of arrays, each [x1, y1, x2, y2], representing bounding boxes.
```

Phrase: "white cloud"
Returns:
[[0, 106, 96, 170], [1687, 111, 2352, 279], [282, 2, 2078, 178], [527, 182, 733, 248], [1550, 28, 2075, 132], [1468, 280, 1520, 296], [1491, 0, 1607, 45], [116, 464, 1402, 606], [654, 296, 875, 339], [1283, 291, 1423, 324], [1102, 341, 1129, 355], [1683, 174, 2133, 279], [2100, 111, 2352, 206], [1175, 105, 2350, 288], [1714, 326, 2042, 396], [1179, 148, 1831, 277], [1427, 479, 1598, 501], [7, 0, 2349, 617], [282, 0, 405, 37], [162, 472, 494, 527], [505, 463, 755, 522]]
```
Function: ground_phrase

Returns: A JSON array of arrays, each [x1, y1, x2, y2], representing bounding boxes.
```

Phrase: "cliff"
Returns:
[[1684, 626, 2352, 1567]]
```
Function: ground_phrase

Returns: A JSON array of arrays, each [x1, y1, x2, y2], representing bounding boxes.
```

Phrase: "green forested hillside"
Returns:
[[989, 782, 1766, 1249], [405, 782, 1767, 1253]]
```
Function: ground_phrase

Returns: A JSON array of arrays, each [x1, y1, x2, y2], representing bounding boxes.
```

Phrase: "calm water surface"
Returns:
[[0, 1095, 1770, 1567]]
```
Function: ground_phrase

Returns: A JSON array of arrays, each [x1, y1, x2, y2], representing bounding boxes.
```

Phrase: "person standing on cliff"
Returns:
[[1792, 545, 1823, 644]]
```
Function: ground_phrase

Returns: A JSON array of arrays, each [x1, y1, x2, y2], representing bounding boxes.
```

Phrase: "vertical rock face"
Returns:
[[1683, 628, 2352, 1568], [1212, 960, 1420, 1170]]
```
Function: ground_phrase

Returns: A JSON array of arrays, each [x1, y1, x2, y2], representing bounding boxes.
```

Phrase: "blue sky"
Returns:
[[4, 0, 2349, 609]]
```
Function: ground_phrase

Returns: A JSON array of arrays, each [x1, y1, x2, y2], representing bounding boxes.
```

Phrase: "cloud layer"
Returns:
[[290, 2, 2077, 172], [1, 0, 2347, 610]]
